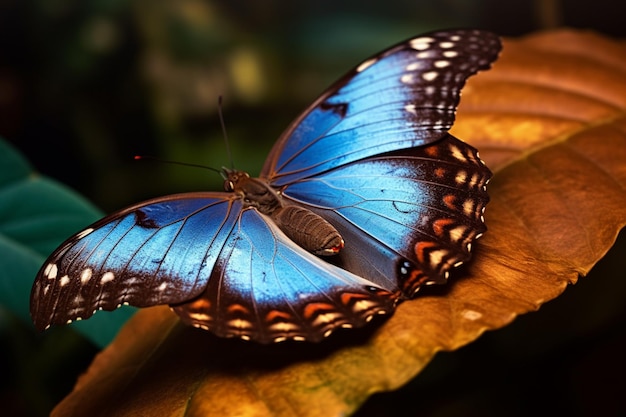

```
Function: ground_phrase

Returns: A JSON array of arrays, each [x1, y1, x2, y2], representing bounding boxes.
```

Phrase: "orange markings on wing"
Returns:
[[443, 194, 457, 210], [303, 302, 335, 319], [339, 292, 369, 305], [434, 167, 446, 178], [403, 268, 431, 294], [186, 298, 211, 310], [432, 218, 455, 237], [414, 241, 437, 264], [424, 145, 439, 157], [265, 310, 293, 322], [227, 303, 251, 315]]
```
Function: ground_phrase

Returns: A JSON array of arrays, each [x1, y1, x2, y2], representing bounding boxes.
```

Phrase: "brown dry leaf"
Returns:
[[52, 29, 626, 417]]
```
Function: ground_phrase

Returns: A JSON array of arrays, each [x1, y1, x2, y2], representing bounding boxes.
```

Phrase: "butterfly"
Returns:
[[31, 29, 501, 343]]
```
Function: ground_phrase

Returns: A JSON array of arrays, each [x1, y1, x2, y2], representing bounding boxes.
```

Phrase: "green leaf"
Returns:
[[0, 138, 135, 347]]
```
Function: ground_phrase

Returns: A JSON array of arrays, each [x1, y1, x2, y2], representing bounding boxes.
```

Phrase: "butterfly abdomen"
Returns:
[[272, 205, 344, 256], [227, 168, 345, 256]]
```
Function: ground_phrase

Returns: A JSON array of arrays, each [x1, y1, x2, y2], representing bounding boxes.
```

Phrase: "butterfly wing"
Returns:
[[262, 29, 501, 185], [31, 193, 396, 341], [262, 29, 500, 296], [30, 194, 239, 330], [172, 207, 396, 343], [280, 133, 491, 297]]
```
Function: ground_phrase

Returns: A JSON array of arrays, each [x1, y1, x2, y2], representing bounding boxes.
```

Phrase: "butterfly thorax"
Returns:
[[223, 168, 344, 256], [223, 168, 282, 215]]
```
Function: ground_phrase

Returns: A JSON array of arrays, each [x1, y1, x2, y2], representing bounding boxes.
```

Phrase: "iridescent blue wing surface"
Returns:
[[172, 208, 396, 343], [262, 29, 499, 297], [31, 194, 237, 328], [31, 195, 396, 342], [280, 133, 491, 296], [262, 29, 500, 185]]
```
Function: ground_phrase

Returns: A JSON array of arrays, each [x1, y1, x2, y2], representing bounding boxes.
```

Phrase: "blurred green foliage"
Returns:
[[0, 1, 623, 416]]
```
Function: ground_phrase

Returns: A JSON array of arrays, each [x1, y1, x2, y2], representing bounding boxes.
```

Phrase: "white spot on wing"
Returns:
[[59, 275, 70, 287], [443, 50, 458, 58], [416, 50, 434, 59], [406, 62, 422, 71], [463, 199, 476, 216], [353, 299, 377, 313], [449, 144, 467, 162], [45, 263, 58, 279], [439, 41, 455, 49], [429, 249, 448, 268], [77, 228, 94, 239], [409, 37, 435, 50], [188, 312, 211, 321], [455, 170, 468, 185], [449, 226, 468, 242], [313, 312, 342, 326], [469, 173, 480, 188], [434, 60, 450, 68], [101, 271, 115, 284], [80, 268, 93, 284], [401, 74, 415, 84], [269, 322, 300, 333], [228, 319, 253, 330], [422, 71, 438, 81], [158, 282, 168, 292], [356, 57, 377, 73]]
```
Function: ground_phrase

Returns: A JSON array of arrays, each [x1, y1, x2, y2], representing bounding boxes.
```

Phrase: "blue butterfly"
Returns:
[[31, 29, 501, 343]]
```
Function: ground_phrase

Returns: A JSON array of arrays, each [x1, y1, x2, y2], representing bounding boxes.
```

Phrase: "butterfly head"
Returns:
[[222, 167, 249, 192], [223, 168, 282, 215]]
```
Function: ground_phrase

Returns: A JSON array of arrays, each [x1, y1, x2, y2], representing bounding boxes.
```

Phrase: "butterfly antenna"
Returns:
[[218, 96, 234, 169], [134, 155, 221, 174]]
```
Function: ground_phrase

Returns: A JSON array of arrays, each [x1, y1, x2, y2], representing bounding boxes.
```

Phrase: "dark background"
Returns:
[[1, 1, 624, 416]]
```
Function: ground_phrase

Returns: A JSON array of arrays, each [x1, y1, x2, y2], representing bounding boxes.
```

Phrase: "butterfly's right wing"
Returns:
[[30, 193, 238, 330]]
